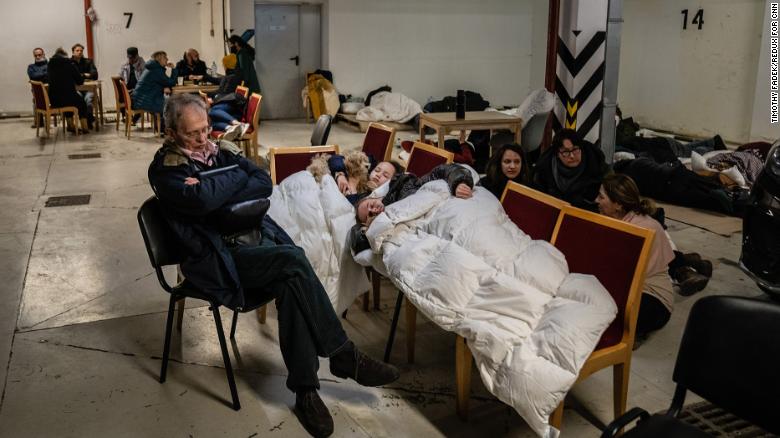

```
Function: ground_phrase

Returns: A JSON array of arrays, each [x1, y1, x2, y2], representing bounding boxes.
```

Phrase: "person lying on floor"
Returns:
[[147, 93, 398, 438], [595, 174, 713, 344], [615, 107, 727, 163], [534, 128, 608, 211], [613, 155, 746, 216], [478, 143, 531, 199], [306, 151, 403, 204]]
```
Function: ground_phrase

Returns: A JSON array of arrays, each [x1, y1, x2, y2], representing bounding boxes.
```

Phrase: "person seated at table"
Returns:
[[148, 93, 399, 437], [228, 35, 260, 94], [478, 143, 531, 199], [208, 54, 242, 101], [175, 48, 217, 84], [71, 43, 98, 128], [27, 47, 48, 82], [118, 46, 145, 124], [132, 51, 178, 131], [119, 47, 145, 94], [28, 47, 49, 127], [534, 128, 608, 211], [47, 47, 93, 132]]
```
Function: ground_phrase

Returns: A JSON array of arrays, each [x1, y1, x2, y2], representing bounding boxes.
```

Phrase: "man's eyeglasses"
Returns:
[[33, 53, 45, 59], [180, 126, 212, 140], [558, 147, 581, 158]]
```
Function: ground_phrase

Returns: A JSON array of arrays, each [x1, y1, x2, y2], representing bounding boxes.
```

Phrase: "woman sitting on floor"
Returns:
[[595, 173, 676, 341], [478, 143, 531, 199], [596, 174, 714, 343], [534, 129, 608, 211]]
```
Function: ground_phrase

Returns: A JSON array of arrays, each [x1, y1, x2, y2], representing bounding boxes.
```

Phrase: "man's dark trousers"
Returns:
[[229, 238, 349, 392]]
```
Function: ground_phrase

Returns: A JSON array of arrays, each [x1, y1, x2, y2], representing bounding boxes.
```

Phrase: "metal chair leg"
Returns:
[[212, 306, 240, 410], [383, 290, 404, 362], [160, 294, 177, 383], [229, 310, 239, 339]]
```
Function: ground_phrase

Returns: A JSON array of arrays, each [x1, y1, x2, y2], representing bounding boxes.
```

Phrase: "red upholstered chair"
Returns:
[[405, 141, 454, 176], [211, 93, 262, 159], [30, 80, 80, 138], [500, 181, 569, 242], [235, 85, 249, 99], [547, 205, 655, 430], [269, 145, 340, 185], [382, 141, 455, 362], [452, 205, 654, 423], [361, 122, 396, 163]]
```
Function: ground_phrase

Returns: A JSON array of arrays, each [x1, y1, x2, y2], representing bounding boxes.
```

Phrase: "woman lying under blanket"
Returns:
[[307, 150, 403, 204], [359, 174, 618, 437]]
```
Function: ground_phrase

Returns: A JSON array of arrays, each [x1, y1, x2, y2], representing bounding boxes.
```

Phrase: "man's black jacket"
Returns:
[[148, 141, 285, 309]]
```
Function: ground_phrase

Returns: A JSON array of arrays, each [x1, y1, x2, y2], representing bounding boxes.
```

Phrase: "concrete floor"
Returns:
[[0, 117, 764, 437]]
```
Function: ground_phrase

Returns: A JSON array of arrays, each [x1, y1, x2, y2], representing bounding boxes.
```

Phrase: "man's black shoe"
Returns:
[[330, 341, 400, 387], [294, 389, 333, 438]]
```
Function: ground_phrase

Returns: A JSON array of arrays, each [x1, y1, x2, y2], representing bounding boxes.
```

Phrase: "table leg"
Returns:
[[514, 123, 521, 144], [437, 128, 445, 149], [419, 120, 426, 141], [98, 85, 104, 128]]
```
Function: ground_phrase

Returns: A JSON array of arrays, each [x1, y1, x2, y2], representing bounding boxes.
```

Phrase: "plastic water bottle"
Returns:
[[209, 61, 218, 76]]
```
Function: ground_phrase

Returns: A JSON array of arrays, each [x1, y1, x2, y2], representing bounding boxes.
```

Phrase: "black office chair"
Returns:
[[137, 196, 270, 411], [602, 295, 780, 437], [310, 114, 333, 146]]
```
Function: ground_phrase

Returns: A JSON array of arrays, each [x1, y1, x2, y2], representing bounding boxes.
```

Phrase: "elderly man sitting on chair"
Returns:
[[148, 93, 399, 438]]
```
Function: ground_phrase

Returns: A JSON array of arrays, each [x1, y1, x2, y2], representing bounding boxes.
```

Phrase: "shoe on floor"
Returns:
[[681, 252, 713, 277], [330, 341, 400, 387], [713, 134, 727, 150], [294, 389, 333, 438], [673, 266, 709, 296]]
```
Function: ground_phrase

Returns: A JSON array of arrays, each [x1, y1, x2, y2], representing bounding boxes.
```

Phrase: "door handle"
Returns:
[[289, 55, 299, 66]]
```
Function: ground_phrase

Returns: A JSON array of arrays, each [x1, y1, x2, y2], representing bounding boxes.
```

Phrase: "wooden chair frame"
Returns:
[[405, 141, 455, 171], [118, 79, 159, 139], [382, 144, 454, 358], [546, 206, 655, 430], [234, 93, 262, 159], [30, 80, 80, 138], [268, 145, 340, 185], [500, 181, 570, 212], [362, 122, 397, 162], [110, 76, 126, 131], [235, 85, 249, 98], [452, 205, 654, 425]]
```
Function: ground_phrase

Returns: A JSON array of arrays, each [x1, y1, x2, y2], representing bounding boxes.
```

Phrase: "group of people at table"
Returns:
[[27, 35, 260, 134], [149, 90, 715, 436]]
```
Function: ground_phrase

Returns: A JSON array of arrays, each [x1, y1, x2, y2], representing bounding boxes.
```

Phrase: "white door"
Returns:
[[254, 4, 321, 119]]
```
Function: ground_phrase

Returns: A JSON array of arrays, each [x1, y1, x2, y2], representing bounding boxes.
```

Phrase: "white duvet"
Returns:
[[267, 171, 369, 314], [365, 181, 618, 437]]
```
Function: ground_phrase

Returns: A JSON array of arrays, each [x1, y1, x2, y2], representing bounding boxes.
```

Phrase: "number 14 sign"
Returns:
[[681, 9, 704, 30]]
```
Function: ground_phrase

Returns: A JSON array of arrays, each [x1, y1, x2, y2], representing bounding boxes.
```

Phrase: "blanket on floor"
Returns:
[[365, 181, 617, 437]]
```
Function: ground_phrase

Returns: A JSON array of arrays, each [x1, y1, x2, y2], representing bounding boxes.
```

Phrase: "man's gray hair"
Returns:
[[164, 93, 208, 132]]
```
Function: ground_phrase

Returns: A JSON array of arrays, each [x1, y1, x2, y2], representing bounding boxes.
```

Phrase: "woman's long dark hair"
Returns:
[[485, 143, 530, 186]]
